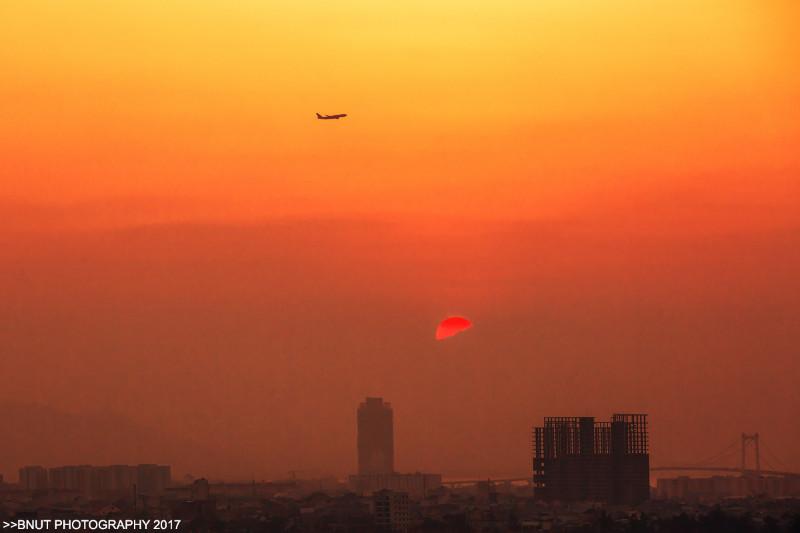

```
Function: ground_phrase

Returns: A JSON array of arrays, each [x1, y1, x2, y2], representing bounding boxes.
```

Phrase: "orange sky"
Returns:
[[2, 0, 798, 220], [0, 1, 799, 480]]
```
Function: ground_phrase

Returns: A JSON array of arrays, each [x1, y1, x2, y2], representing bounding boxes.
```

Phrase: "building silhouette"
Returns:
[[372, 489, 409, 532], [349, 472, 441, 499], [358, 397, 394, 475], [352, 397, 442, 499], [655, 474, 800, 500], [20, 464, 170, 498], [533, 413, 649, 505], [18, 466, 48, 491]]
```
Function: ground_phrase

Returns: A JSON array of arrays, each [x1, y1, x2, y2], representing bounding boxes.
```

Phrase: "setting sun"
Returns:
[[0, 0, 798, 497]]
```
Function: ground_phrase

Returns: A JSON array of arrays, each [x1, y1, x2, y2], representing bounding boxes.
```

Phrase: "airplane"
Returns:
[[316, 112, 347, 120]]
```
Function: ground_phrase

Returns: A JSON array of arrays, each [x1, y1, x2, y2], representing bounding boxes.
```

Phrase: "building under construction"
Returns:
[[533, 414, 649, 505]]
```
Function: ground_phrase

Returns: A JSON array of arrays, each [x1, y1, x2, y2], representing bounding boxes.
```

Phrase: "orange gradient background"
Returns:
[[0, 1, 798, 481]]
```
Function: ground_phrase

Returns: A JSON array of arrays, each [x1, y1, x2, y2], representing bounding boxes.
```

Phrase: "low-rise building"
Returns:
[[373, 489, 409, 532], [349, 472, 442, 499]]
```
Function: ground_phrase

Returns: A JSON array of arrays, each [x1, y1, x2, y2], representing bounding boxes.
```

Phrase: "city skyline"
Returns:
[[1, 0, 799, 484], [4, 399, 800, 531], [8, 404, 799, 500], [5, 399, 796, 486]]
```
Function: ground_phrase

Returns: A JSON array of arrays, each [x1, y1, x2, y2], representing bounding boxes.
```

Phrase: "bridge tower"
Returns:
[[741, 433, 760, 477]]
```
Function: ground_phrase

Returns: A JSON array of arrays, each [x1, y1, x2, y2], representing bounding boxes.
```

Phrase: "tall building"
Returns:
[[136, 464, 172, 496], [358, 397, 394, 475], [48, 465, 94, 494], [533, 413, 649, 505], [19, 465, 48, 491], [25, 464, 170, 497], [352, 397, 441, 499]]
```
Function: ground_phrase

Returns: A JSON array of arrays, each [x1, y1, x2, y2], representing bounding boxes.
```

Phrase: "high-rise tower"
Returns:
[[358, 397, 394, 475], [533, 413, 650, 505]]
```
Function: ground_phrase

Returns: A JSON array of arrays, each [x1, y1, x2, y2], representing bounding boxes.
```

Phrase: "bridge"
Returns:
[[653, 433, 799, 478], [442, 433, 798, 488]]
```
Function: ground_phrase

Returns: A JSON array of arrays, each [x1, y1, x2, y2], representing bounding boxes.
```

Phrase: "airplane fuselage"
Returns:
[[317, 113, 347, 120]]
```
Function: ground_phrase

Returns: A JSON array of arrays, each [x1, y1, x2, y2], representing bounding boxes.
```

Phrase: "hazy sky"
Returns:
[[0, 1, 798, 480]]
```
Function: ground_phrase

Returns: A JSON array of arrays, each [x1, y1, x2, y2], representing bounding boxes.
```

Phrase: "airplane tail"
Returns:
[[316, 113, 322, 119]]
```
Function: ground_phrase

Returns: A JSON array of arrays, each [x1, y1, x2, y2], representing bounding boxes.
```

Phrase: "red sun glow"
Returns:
[[435, 316, 472, 340]]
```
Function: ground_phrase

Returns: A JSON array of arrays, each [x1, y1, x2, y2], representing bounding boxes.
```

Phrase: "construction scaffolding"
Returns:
[[532, 413, 650, 505]]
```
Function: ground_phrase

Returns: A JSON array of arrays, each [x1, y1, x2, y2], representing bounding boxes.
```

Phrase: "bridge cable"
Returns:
[[686, 438, 739, 468], [761, 440, 789, 470]]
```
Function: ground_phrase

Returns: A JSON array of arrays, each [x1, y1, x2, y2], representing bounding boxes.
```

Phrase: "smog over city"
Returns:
[[1, 1, 799, 531]]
